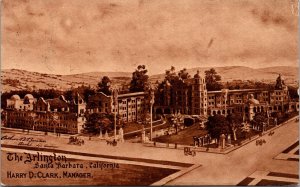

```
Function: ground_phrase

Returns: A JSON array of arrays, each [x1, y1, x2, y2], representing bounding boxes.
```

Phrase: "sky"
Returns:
[[1, 0, 299, 75]]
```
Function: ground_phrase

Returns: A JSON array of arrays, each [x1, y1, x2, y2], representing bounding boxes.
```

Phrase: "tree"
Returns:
[[205, 115, 229, 143], [82, 86, 96, 102], [98, 76, 112, 95], [64, 90, 74, 101], [165, 66, 178, 83], [84, 112, 113, 134], [170, 112, 183, 134], [129, 65, 149, 92], [205, 68, 223, 91], [288, 86, 298, 100], [240, 122, 251, 139], [178, 68, 190, 80], [252, 112, 267, 131], [226, 113, 243, 141]]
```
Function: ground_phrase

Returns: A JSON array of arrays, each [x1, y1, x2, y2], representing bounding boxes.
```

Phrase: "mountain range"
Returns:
[[1, 66, 298, 92]]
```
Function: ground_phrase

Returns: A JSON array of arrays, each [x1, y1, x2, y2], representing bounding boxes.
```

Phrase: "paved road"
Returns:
[[166, 119, 299, 185], [1, 119, 299, 185]]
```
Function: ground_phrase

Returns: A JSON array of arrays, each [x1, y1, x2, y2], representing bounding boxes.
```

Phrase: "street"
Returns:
[[167, 118, 299, 185], [1, 118, 299, 185]]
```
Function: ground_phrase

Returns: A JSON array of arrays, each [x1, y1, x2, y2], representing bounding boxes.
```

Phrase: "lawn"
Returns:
[[153, 124, 208, 146], [123, 120, 165, 134]]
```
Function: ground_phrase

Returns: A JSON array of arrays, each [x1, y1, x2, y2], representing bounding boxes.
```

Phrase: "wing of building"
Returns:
[[4, 93, 86, 134], [154, 73, 299, 121]]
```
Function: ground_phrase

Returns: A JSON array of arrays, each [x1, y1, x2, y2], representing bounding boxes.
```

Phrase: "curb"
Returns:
[[151, 164, 201, 186]]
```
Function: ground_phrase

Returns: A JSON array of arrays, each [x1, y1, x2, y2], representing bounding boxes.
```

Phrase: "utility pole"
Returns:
[[149, 87, 155, 141], [112, 88, 118, 140]]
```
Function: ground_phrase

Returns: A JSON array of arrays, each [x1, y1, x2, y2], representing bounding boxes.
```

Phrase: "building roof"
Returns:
[[24, 94, 34, 99], [117, 92, 146, 98], [46, 98, 69, 109], [10, 95, 21, 100], [208, 89, 262, 94]]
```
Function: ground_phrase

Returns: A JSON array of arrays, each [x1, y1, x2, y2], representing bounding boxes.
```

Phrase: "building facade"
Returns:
[[154, 73, 299, 121], [155, 70, 208, 116], [5, 94, 86, 134], [86, 92, 146, 123]]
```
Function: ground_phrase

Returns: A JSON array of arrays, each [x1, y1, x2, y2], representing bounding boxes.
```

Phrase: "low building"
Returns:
[[5, 94, 86, 134]]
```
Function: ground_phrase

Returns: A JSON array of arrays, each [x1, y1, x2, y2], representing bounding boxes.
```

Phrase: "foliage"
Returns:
[[98, 76, 112, 95], [178, 68, 190, 80], [205, 68, 223, 91], [205, 114, 229, 139], [164, 66, 191, 83], [64, 85, 95, 102], [252, 112, 267, 127], [224, 80, 275, 90], [226, 113, 243, 140], [3, 79, 21, 87], [129, 65, 149, 92], [288, 86, 298, 100], [84, 112, 113, 134], [169, 113, 183, 134]]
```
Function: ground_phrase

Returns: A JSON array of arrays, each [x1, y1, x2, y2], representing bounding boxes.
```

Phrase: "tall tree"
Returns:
[[178, 68, 190, 80], [227, 113, 243, 141], [129, 65, 149, 92], [165, 66, 178, 83], [82, 86, 96, 102], [98, 76, 112, 95], [288, 86, 298, 100], [205, 68, 223, 91], [205, 114, 229, 143]]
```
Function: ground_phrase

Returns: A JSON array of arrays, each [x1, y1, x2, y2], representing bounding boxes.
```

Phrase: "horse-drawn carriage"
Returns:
[[184, 147, 196, 156], [256, 139, 266, 146], [106, 139, 117, 146], [268, 131, 275, 136], [68, 136, 85, 146]]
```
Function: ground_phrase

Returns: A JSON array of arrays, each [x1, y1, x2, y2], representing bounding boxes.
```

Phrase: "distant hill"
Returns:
[[1, 66, 298, 92], [1, 69, 132, 92], [149, 66, 298, 85]]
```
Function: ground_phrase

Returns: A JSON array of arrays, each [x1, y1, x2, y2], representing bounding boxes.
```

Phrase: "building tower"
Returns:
[[191, 70, 208, 116]]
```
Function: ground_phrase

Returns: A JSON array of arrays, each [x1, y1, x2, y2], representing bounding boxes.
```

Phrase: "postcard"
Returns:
[[1, 0, 299, 186]]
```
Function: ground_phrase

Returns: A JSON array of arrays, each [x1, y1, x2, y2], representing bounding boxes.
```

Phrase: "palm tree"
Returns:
[[241, 122, 251, 139], [171, 111, 183, 134]]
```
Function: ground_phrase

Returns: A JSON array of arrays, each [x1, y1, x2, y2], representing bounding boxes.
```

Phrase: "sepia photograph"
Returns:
[[1, 0, 299, 186]]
